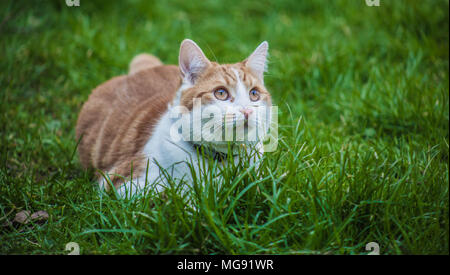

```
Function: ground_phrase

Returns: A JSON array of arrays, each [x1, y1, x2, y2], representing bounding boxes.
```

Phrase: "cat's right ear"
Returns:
[[179, 39, 210, 84]]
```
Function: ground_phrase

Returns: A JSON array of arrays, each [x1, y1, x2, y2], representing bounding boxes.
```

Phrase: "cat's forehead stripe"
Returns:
[[231, 68, 246, 97], [221, 66, 237, 84]]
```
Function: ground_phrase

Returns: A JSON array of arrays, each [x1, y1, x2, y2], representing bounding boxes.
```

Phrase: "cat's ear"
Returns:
[[179, 39, 211, 84], [243, 41, 269, 81]]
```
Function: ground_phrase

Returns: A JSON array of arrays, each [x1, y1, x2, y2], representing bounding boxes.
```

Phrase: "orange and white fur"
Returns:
[[76, 39, 272, 197]]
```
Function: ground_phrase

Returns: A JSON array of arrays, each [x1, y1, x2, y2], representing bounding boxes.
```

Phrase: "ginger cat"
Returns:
[[76, 39, 272, 197]]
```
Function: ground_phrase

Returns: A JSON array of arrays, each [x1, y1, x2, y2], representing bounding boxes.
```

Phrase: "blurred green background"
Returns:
[[0, 0, 448, 254]]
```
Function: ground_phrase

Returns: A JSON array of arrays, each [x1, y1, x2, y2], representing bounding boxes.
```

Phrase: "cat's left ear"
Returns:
[[179, 39, 211, 85], [243, 41, 269, 82]]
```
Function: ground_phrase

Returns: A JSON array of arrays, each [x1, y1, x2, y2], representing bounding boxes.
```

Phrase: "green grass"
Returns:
[[0, 0, 448, 254]]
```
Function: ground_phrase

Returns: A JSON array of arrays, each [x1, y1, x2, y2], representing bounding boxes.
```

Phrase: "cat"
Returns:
[[76, 39, 272, 197]]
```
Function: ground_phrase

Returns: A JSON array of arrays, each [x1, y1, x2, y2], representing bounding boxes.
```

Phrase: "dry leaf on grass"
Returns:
[[13, 210, 49, 225], [13, 210, 31, 224]]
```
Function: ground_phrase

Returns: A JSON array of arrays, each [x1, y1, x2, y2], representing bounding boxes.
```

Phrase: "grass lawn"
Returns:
[[0, 0, 448, 255]]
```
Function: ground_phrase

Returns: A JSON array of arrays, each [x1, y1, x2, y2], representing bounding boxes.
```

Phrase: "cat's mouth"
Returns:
[[223, 113, 252, 128], [176, 108, 269, 145]]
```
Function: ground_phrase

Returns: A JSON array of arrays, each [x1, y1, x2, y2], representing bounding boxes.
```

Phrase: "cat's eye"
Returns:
[[249, 88, 260, 101], [214, 88, 229, 101]]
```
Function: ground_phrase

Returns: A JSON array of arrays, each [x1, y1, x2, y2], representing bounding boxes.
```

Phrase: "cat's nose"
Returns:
[[239, 108, 253, 120]]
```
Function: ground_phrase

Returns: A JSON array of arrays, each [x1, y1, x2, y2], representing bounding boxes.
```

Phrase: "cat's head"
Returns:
[[171, 39, 272, 153]]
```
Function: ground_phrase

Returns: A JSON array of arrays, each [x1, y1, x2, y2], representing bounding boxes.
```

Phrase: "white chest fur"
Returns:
[[117, 109, 199, 198]]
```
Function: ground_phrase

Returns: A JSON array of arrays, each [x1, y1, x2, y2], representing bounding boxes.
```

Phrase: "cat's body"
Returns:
[[76, 40, 271, 197]]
